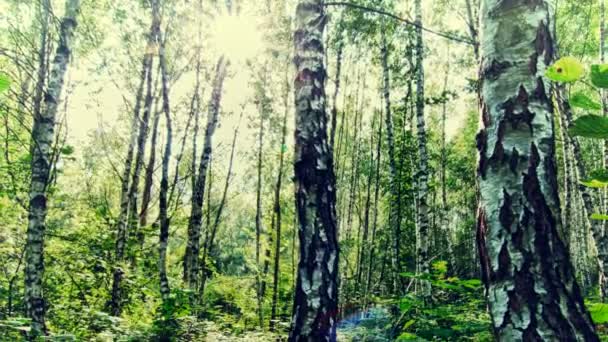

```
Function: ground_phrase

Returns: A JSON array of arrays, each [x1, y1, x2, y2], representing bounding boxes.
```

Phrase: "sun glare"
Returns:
[[209, 12, 264, 63]]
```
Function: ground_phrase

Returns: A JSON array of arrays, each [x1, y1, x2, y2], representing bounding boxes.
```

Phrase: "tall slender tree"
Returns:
[[24, 0, 80, 335], [414, 0, 430, 298], [289, 0, 339, 340], [270, 75, 290, 331], [157, 0, 172, 301], [110, 5, 159, 316], [476, 0, 598, 339], [380, 24, 402, 292], [184, 57, 227, 288]]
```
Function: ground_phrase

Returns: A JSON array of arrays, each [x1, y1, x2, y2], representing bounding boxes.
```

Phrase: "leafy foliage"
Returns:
[[570, 115, 608, 139], [591, 64, 608, 88], [391, 262, 491, 341], [571, 92, 602, 111]]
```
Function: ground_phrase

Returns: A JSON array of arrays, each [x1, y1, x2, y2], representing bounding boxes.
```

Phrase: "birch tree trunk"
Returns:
[[440, 45, 456, 274], [601, 0, 608, 243], [356, 114, 375, 287], [270, 88, 289, 331], [158, 19, 172, 301], [255, 96, 265, 327], [414, 0, 431, 298], [110, 7, 158, 316], [330, 40, 343, 150], [25, 0, 80, 335], [476, 0, 598, 339], [139, 81, 161, 231], [365, 110, 383, 304], [557, 86, 608, 301], [289, 0, 339, 339], [184, 57, 227, 288], [381, 25, 402, 292], [127, 9, 159, 259], [199, 111, 242, 300]]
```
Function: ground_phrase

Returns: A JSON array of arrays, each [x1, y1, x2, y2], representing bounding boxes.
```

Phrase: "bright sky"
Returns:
[[8, 0, 475, 164]]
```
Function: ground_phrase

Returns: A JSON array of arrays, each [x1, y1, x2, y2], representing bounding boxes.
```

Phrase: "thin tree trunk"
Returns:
[[476, 0, 598, 339], [24, 0, 80, 335], [199, 111, 243, 299], [127, 13, 159, 263], [557, 86, 608, 301], [330, 40, 343, 150], [110, 7, 158, 316], [183, 57, 227, 288], [440, 44, 456, 274], [289, 1, 339, 340], [464, 0, 479, 59], [255, 86, 266, 327], [381, 25, 402, 292], [139, 77, 161, 231], [601, 0, 608, 249], [357, 114, 375, 287], [414, 0, 430, 299], [158, 13, 172, 301], [365, 109, 383, 305], [270, 85, 289, 331]]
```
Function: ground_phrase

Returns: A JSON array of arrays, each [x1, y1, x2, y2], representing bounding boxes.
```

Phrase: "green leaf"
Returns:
[[589, 302, 608, 323], [397, 332, 418, 341], [570, 114, 608, 139], [61, 145, 75, 155], [591, 64, 608, 88], [570, 92, 602, 111], [591, 213, 608, 221], [403, 319, 415, 330], [432, 260, 448, 276], [581, 169, 608, 188], [0, 74, 9, 93], [546, 57, 585, 83]]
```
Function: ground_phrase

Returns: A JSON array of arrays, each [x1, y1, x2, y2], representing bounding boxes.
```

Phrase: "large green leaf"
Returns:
[[0, 74, 9, 93], [591, 64, 608, 88], [570, 92, 602, 111], [546, 57, 585, 83], [570, 114, 608, 139]]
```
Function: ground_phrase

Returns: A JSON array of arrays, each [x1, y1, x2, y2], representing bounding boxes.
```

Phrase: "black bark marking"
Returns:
[[482, 60, 512, 81]]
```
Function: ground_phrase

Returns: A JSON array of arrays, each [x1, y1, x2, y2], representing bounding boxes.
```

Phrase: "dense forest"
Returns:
[[5, 0, 608, 340]]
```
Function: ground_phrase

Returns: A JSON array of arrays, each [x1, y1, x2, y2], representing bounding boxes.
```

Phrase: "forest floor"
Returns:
[[198, 307, 392, 341]]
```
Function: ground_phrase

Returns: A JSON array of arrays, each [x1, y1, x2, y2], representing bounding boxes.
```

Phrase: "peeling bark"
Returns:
[[477, 0, 598, 340], [289, 0, 339, 340]]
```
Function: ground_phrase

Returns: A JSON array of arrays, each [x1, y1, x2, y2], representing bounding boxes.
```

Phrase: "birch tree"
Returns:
[[289, 0, 339, 339], [24, 0, 80, 335], [414, 0, 430, 298], [476, 0, 598, 339], [184, 57, 228, 288]]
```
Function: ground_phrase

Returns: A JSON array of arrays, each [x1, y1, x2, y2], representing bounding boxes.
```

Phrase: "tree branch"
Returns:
[[324, 2, 476, 46]]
